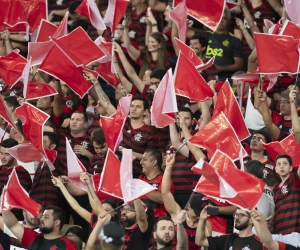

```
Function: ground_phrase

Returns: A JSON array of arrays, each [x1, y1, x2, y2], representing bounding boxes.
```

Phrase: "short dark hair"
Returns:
[[65, 226, 84, 241], [72, 111, 88, 123], [71, 19, 89, 32], [91, 128, 106, 145], [179, 107, 193, 119], [4, 96, 20, 109], [253, 129, 272, 143], [245, 160, 264, 179], [68, 1, 81, 13], [264, 174, 281, 188], [280, 90, 290, 100], [276, 154, 292, 166], [145, 149, 163, 171], [43, 132, 60, 148], [44, 206, 66, 230], [190, 34, 208, 52], [0, 138, 18, 148], [101, 222, 125, 247], [153, 217, 174, 231], [150, 69, 166, 81], [131, 96, 149, 111]]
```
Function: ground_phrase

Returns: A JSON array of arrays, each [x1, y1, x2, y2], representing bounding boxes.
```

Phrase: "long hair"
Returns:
[[139, 32, 167, 78]]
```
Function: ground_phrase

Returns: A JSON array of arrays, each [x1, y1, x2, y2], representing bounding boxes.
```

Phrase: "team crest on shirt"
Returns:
[[56, 0, 63, 5], [81, 140, 89, 149], [128, 31, 136, 38], [66, 100, 73, 109], [50, 245, 58, 250], [281, 185, 288, 194], [134, 133, 143, 141], [140, 16, 146, 23], [242, 246, 251, 250], [127, 129, 131, 134], [254, 11, 261, 19], [152, 183, 159, 188], [222, 39, 229, 47]]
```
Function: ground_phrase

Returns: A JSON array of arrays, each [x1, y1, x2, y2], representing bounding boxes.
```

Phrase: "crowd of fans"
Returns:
[[0, 0, 300, 249]]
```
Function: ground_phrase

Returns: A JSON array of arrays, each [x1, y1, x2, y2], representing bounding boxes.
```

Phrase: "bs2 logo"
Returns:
[[206, 45, 223, 57]]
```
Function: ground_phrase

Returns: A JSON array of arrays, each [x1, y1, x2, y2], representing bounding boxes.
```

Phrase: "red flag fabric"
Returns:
[[174, 38, 203, 67], [0, 50, 27, 88], [279, 20, 300, 40], [95, 61, 120, 88], [25, 81, 58, 101], [104, 0, 130, 32], [52, 11, 69, 39], [7, 143, 43, 163], [75, 0, 106, 31], [196, 57, 216, 72], [169, 2, 188, 43], [151, 69, 178, 128], [173, 0, 226, 31], [94, 37, 113, 63], [262, 134, 300, 167], [99, 149, 123, 199], [35, 19, 57, 42], [39, 43, 93, 98], [100, 95, 132, 152], [0, 0, 47, 34], [174, 52, 214, 102], [15, 103, 57, 166], [120, 149, 156, 204], [188, 112, 247, 160], [66, 138, 93, 191], [1, 168, 40, 216], [21, 58, 30, 99], [212, 80, 250, 141], [193, 150, 265, 209], [52, 27, 105, 66], [255, 33, 299, 74]]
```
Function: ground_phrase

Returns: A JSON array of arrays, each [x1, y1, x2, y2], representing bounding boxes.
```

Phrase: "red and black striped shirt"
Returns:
[[273, 172, 300, 234]]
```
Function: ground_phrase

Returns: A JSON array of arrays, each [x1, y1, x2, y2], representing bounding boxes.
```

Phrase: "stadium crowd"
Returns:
[[0, 0, 300, 249]]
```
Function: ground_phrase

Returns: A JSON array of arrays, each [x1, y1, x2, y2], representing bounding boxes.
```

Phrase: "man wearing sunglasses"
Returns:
[[195, 207, 266, 249]]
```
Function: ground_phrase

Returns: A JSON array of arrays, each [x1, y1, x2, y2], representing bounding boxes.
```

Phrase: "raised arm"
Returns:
[[49, 79, 63, 118], [2, 29, 13, 55], [169, 122, 189, 158], [134, 199, 148, 233], [235, 18, 256, 50], [112, 54, 133, 93], [195, 206, 209, 247], [148, 0, 167, 12], [2, 210, 24, 242], [161, 153, 182, 222], [289, 87, 300, 144], [238, 0, 260, 34], [52, 176, 91, 222], [123, 19, 141, 62], [176, 211, 189, 250]]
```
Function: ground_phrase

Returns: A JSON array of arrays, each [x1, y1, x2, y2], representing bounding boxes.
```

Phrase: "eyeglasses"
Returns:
[[120, 208, 135, 213], [233, 213, 249, 219], [279, 100, 290, 105]]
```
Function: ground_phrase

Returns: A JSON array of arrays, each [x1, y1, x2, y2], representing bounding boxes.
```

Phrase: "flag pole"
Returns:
[[236, 193, 250, 209]]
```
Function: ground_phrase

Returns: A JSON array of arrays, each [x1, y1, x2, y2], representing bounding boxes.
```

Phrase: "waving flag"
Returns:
[[120, 149, 157, 204], [174, 0, 226, 31], [75, 0, 106, 31], [1, 168, 41, 216], [212, 80, 250, 141], [0, 50, 27, 88], [104, 0, 130, 32], [169, 2, 188, 43], [16, 103, 57, 166], [193, 150, 265, 209], [21, 58, 31, 99], [95, 37, 113, 63], [196, 57, 216, 72], [262, 134, 300, 167], [34, 19, 57, 43], [7, 143, 43, 163], [255, 33, 299, 74], [151, 69, 177, 128], [175, 38, 203, 67], [279, 20, 300, 40], [100, 95, 132, 152], [0, 0, 47, 35], [25, 82, 58, 100], [189, 112, 247, 160], [174, 52, 214, 102], [99, 149, 123, 198]]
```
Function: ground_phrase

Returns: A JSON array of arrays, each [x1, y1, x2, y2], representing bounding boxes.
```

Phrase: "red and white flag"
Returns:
[[94, 37, 113, 63], [21, 58, 31, 99], [99, 149, 123, 199], [212, 80, 250, 141], [279, 20, 300, 40], [34, 19, 57, 42], [188, 112, 247, 160], [7, 143, 44, 163], [25, 82, 58, 101], [15, 103, 57, 167], [0, 168, 41, 216], [196, 57, 216, 72], [151, 69, 177, 128], [104, 0, 130, 32], [174, 52, 214, 102], [284, 0, 300, 27], [120, 149, 157, 204], [262, 134, 300, 167], [169, 2, 188, 43], [0, 50, 27, 88], [52, 11, 69, 39], [174, 38, 203, 67], [193, 150, 265, 209], [255, 33, 299, 74], [173, 0, 226, 31], [95, 61, 120, 88], [100, 95, 132, 152], [75, 0, 106, 31]]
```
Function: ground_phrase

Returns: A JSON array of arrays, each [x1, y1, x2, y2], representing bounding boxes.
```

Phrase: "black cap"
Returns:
[[189, 194, 207, 217]]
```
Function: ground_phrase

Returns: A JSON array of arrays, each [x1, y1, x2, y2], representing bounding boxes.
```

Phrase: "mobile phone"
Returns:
[[207, 206, 219, 216]]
